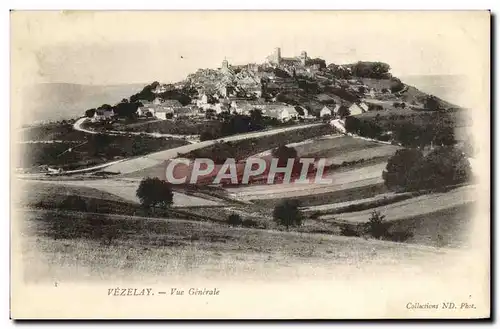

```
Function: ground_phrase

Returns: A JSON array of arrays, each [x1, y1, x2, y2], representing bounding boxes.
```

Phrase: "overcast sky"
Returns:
[[11, 11, 489, 86]]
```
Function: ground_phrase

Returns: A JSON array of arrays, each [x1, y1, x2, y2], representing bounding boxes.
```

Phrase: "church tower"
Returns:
[[300, 51, 308, 65], [222, 58, 229, 70], [274, 47, 281, 65]]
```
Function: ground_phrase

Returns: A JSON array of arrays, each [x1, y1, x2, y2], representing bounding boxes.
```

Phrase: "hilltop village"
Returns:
[[86, 47, 457, 129], [17, 47, 475, 284]]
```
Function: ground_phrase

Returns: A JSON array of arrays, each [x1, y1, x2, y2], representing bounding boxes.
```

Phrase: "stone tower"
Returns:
[[274, 47, 282, 65], [300, 51, 308, 65], [222, 58, 229, 70]]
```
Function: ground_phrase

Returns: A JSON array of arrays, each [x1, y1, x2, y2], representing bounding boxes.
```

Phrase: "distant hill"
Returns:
[[19, 83, 146, 124], [399, 75, 470, 108]]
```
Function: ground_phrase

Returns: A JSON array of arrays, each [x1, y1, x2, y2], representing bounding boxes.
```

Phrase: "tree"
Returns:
[[424, 95, 441, 111], [389, 78, 405, 93], [85, 108, 96, 118], [337, 105, 351, 118], [382, 149, 424, 190], [227, 213, 242, 227], [249, 109, 264, 131], [406, 146, 471, 191], [364, 210, 389, 239], [271, 145, 298, 167], [136, 177, 174, 209], [273, 199, 304, 229]]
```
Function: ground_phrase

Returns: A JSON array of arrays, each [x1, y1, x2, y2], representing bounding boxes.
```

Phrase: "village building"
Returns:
[[320, 106, 333, 118], [266, 48, 309, 67], [136, 106, 154, 117], [154, 99, 183, 120], [348, 102, 369, 116], [261, 104, 299, 122], [155, 108, 174, 120], [92, 108, 115, 122], [174, 106, 197, 119], [196, 93, 213, 111]]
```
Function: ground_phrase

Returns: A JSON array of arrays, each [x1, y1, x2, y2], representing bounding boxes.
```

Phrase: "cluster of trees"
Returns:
[[129, 81, 191, 106], [85, 100, 143, 120], [349, 61, 392, 79], [324, 86, 360, 103], [306, 58, 327, 69], [200, 109, 278, 142], [326, 62, 392, 80], [344, 116, 456, 147], [382, 147, 471, 192], [326, 64, 352, 79]]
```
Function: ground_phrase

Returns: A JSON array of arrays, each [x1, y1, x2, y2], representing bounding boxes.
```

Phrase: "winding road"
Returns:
[[73, 117, 200, 142]]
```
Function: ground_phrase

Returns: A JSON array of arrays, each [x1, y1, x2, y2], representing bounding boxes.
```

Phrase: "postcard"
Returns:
[[10, 10, 491, 319]]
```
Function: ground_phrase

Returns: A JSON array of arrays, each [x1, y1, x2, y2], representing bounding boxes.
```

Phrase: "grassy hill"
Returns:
[[18, 208, 451, 282]]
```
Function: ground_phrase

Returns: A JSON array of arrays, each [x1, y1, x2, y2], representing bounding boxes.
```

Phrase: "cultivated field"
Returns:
[[226, 135, 399, 203], [17, 179, 223, 208], [319, 185, 476, 224]]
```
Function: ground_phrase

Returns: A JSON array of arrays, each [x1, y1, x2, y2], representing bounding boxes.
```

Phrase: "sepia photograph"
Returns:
[[9, 10, 491, 319]]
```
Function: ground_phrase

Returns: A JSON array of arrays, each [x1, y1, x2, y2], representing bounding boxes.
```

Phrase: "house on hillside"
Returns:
[[320, 106, 333, 118], [262, 105, 298, 121], [348, 102, 369, 116], [196, 93, 216, 110], [154, 99, 183, 120], [213, 102, 231, 114], [92, 108, 115, 122], [279, 106, 299, 121], [174, 106, 197, 118], [155, 108, 174, 120], [136, 106, 154, 117]]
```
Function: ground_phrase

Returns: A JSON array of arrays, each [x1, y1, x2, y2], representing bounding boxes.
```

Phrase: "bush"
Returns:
[[273, 199, 304, 229], [227, 213, 243, 227], [136, 177, 174, 209], [364, 210, 389, 239]]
